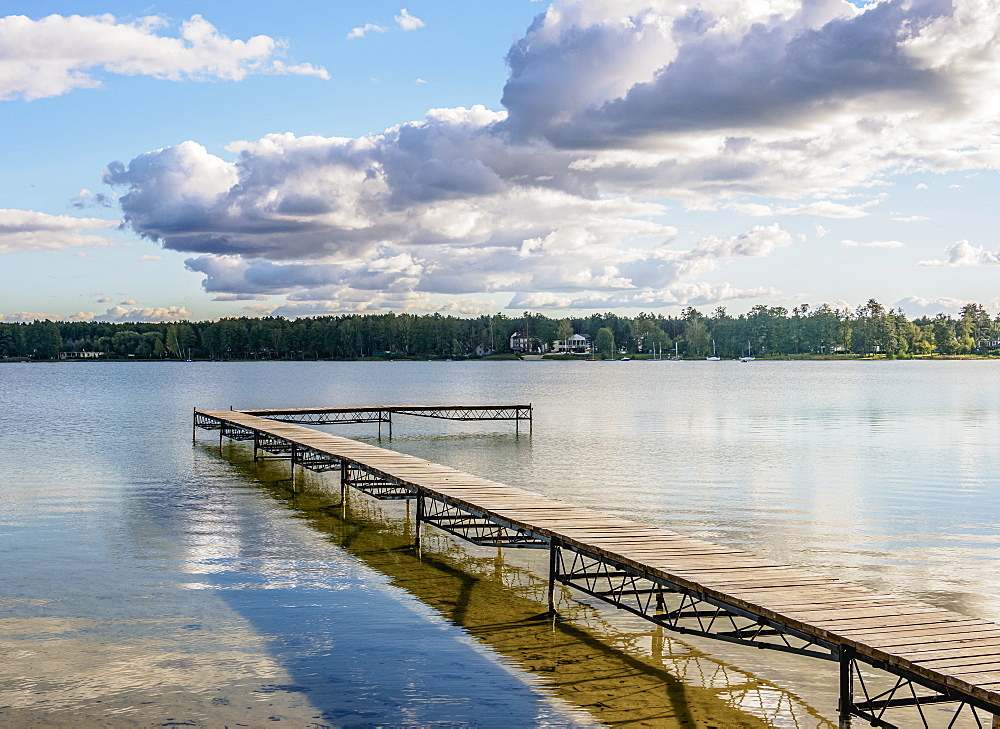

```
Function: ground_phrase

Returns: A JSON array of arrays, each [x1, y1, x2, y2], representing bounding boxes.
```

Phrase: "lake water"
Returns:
[[1, 360, 998, 727]]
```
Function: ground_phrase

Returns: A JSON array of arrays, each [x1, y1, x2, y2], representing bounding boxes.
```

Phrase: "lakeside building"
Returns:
[[58, 351, 104, 359], [511, 331, 591, 354], [509, 332, 548, 353], [552, 333, 592, 354]]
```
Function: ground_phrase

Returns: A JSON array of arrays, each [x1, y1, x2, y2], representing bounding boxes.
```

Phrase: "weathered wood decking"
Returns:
[[195, 408, 1000, 728]]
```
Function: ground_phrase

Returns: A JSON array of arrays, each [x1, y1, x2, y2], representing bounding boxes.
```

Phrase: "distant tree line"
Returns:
[[2, 300, 999, 360]]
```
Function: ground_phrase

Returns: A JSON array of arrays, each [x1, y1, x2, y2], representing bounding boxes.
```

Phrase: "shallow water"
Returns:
[[1, 360, 997, 726]]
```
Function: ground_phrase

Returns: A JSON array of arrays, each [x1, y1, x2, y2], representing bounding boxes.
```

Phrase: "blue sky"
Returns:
[[3, 0, 1000, 322]]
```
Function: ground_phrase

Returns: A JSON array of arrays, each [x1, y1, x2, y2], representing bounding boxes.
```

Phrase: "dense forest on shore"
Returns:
[[2, 300, 999, 360]]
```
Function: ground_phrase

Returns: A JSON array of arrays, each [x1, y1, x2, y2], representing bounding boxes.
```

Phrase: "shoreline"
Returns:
[[3, 354, 998, 364]]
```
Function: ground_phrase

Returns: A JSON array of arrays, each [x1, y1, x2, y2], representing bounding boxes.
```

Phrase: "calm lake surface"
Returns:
[[1, 360, 998, 727]]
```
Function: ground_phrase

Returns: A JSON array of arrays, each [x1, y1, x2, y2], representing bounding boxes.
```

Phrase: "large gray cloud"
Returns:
[[104, 0, 1000, 314], [104, 108, 598, 261], [502, 0, 953, 145]]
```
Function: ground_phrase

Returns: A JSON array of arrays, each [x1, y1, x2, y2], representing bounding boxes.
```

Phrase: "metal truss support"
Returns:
[[342, 463, 415, 500], [419, 496, 548, 549], [254, 433, 294, 459], [553, 545, 837, 661], [249, 405, 532, 433], [390, 406, 531, 423], [291, 447, 341, 473], [255, 410, 387, 426], [193, 412, 224, 432], [215, 421, 256, 443], [838, 648, 1000, 728]]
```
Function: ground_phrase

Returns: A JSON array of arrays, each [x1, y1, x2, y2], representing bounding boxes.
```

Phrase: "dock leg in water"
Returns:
[[339, 462, 347, 506], [838, 646, 853, 729], [414, 494, 424, 556], [547, 539, 559, 617]]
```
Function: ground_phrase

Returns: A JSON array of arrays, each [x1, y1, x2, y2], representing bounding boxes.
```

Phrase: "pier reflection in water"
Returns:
[[222, 442, 835, 728]]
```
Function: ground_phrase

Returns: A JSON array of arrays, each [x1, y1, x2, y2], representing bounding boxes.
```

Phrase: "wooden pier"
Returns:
[[194, 407, 1000, 728], [241, 404, 532, 437]]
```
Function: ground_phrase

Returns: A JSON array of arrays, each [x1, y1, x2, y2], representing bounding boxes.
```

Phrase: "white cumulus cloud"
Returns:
[[347, 23, 388, 40], [93, 305, 192, 322], [894, 296, 967, 318], [395, 9, 425, 31], [919, 240, 1000, 267], [0, 311, 54, 322], [841, 239, 906, 248], [0, 209, 115, 254], [1, 305, 192, 322], [0, 13, 328, 101]]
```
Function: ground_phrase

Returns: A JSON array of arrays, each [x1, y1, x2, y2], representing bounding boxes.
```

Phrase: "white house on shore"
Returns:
[[552, 333, 592, 354]]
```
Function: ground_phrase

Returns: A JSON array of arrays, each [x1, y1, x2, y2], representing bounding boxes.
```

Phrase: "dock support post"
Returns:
[[388, 412, 392, 439], [414, 493, 424, 555], [547, 538, 559, 616], [529, 404, 533, 435], [340, 461, 348, 505], [253, 432, 259, 463], [838, 646, 853, 729], [192, 408, 196, 442]]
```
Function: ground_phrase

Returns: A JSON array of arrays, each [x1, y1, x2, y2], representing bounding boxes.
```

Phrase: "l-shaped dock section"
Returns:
[[194, 407, 1000, 729]]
